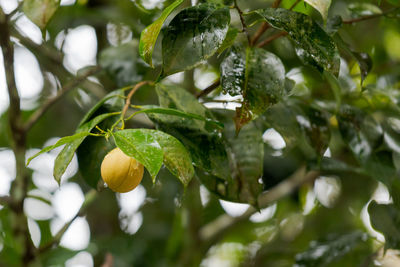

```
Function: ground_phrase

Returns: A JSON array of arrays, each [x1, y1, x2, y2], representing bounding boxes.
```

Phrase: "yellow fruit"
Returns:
[[101, 148, 144, 193]]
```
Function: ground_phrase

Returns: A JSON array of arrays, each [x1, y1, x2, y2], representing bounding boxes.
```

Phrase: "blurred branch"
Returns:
[[234, 0, 251, 44], [24, 66, 102, 131], [38, 190, 97, 254], [257, 31, 288, 48], [101, 253, 114, 267], [289, 0, 302, 10], [196, 80, 220, 99], [343, 8, 400, 24], [199, 166, 319, 243]]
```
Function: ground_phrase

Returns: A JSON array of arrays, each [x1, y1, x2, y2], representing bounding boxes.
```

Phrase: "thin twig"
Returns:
[[38, 190, 97, 254], [289, 0, 302, 10], [120, 81, 152, 129], [24, 65, 102, 131], [343, 8, 399, 24], [199, 166, 319, 243], [234, 0, 251, 44], [257, 31, 288, 48], [196, 80, 220, 99], [251, 23, 270, 46]]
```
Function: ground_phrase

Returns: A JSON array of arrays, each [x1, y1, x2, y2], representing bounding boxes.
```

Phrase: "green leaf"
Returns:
[[161, 4, 230, 76], [295, 231, 370, 266], [132, 105, 224, 129], [220, 45, 286, 130], [348, 3, 382, 17], [150, 130, 194, 186], [304, 0, 332, 21], [213, 110, 264, 205], [112, 129, 164, 181], [23, 0, 60, 30], [139, 0, 184, 67], [255, 8, 340, 76], [53, 112, 119, 184], [368, 201, 400, 250], [27, 132, 90, 166], [149, 84, 231, 180], [99, 41, 147, 87], [217, 27, 239, 55]]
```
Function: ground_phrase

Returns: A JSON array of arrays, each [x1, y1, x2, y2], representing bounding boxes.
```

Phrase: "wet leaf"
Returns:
[[150, 130, 194, 186], [139, 0, 184, 67], [53, 112, 119, 184], [220, 45, 286, 130], [161, 4, 230, 76], [112, 129, 164, 182], [304, 0, 332, 21], [217, 27, 239, 55], [256, 8, 340, 76], [23, 0, 60, 30]]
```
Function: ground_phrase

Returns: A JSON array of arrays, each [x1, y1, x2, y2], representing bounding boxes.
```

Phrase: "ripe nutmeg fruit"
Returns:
[[101, 148, 144, 193]]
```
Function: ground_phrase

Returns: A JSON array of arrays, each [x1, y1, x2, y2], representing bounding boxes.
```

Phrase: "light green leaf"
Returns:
[[23, 0, 60, 30], [161, 4, 230, 77], [255, 8, 340, 76], [139, 0, 184, 67], [53, 112, 120, 184], [304, 0, 332, 21], [112, 129, 164, 182], [27, 132, 90, 166], [217, 27, 239, 55], [151, 130, 194, 186]]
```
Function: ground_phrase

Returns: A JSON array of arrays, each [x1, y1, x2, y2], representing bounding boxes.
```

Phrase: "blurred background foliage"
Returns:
[[1, 0, 400, 266]]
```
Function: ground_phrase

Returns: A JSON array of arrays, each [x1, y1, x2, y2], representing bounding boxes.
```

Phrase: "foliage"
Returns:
[[1, 0, 400, 266]]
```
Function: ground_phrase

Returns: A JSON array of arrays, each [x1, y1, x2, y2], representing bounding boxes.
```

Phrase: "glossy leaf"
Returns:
[[150, 130, 194, 186], [23, 0, 60, 30], [161, 4, 230, 76], [368, 201, 400, 250], [304, 0, 332, 21], [112, 129, 164, 181], [220, 45, 286, 130], [53, 112, 119, 184], [256, 8, 340, 76], [139, 0, 184, 67]]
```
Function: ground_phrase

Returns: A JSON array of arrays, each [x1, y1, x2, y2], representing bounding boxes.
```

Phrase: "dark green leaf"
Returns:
[[23, 0, 60, 30], [256, 8, 340, 76], [220, 45, 286, 130], [368, 201, 400, 250], [295, 231, 370, 266], [139, 0, 184, 67], [100, 41, 148, 87], [112, 129, 164, 181], [161, 4, 230, 76], [150, 130, 194, 186], [53, 112, 119, 184]]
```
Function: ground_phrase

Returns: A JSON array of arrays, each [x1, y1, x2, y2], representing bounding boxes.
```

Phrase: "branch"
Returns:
[[196, 80, 220, 99], [257, 31, 288, 48], [24, 66, 102, 131], [343, 8, 399, 24], [250, 0, 281, 46], [199, 166, 319, 243], [289, 0, 302, 10], [0, 8, 21, 136], [234, 0, 251, 44], [38, 190, 97, 254]]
